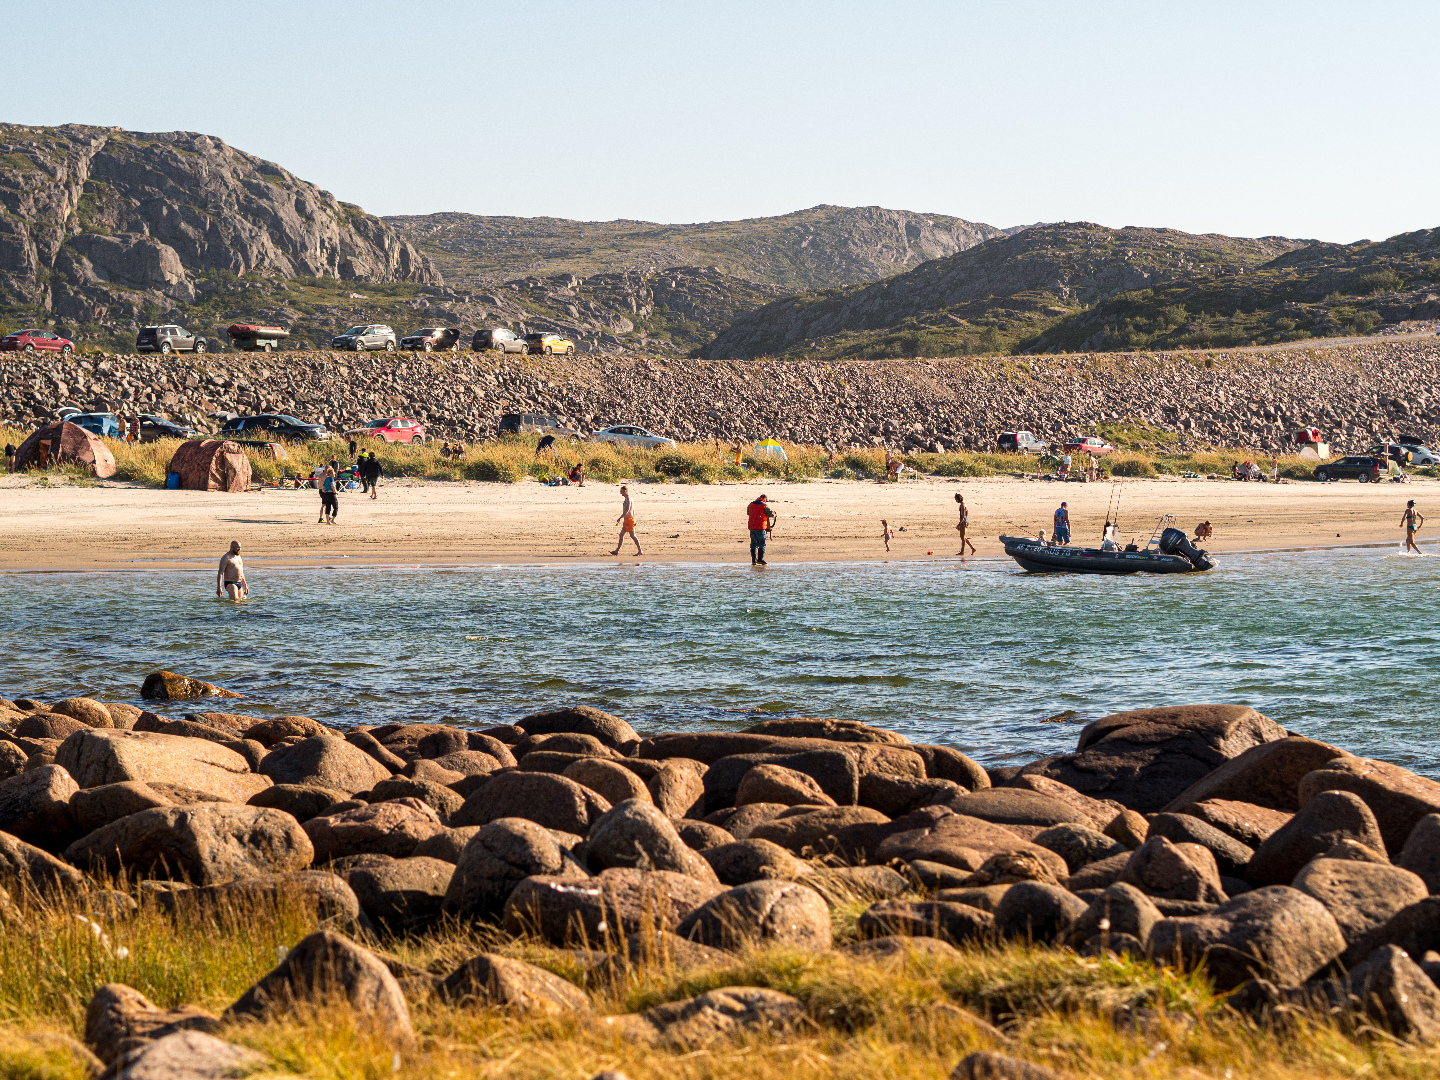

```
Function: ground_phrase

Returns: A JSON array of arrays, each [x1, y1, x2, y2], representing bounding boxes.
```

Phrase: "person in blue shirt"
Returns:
[[1053, 501, 1070, 545], [318, 467, 339, 524]]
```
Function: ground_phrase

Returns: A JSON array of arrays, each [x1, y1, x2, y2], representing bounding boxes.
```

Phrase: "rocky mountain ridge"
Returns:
[[386, 205, 1008, 292], [702, 223, 1310, 360], [0, 123, 438, 333]]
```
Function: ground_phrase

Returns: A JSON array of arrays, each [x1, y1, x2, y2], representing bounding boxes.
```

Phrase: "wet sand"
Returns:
[[0, 473, 1430, 571]]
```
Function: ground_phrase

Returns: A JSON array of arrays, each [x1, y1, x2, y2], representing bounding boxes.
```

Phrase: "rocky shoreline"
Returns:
[[2, 338, 1437, 452], [3, 682, 1440, 1076]]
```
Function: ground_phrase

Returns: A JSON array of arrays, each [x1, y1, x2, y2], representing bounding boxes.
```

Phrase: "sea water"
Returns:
[[2, 548, 1437, 773]]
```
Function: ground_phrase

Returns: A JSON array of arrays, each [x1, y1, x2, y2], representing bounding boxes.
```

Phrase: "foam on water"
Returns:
[[2, 547, 1437, 773]]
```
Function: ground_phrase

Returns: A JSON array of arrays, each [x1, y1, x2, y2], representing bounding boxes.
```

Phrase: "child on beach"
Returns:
[[882, 520, 894, 552]]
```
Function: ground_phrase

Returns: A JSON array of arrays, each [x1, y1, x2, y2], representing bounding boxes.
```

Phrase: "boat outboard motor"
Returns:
[[1158, 527, 1214, 570]]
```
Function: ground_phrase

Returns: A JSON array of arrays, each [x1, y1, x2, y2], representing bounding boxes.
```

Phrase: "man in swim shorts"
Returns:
[[1053, 501, 1071, 545], [216, 541, 249, 601], [1402, 500, 1424, 553], [748, 493, 776, 565], [611, 485, 642, 555]]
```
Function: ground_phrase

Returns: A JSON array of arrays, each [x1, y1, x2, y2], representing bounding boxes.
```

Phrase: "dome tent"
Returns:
[[167, 439, 252, 492], [753, 438, 788, 462], [12, 420, 116, 477]]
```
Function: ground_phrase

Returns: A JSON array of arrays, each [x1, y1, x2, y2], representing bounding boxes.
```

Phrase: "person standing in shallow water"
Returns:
[[748, 493, 776, 565], [216, 541, 249, 601], [1402, 500, 1424, 553], [955, 493, 976, 556], [611, 485, 642, 555]]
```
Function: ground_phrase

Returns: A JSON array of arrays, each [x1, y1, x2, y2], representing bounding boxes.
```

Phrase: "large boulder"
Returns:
[[586, 799, 718, 883], [516, 706, 639, 750], [1120, 836, 1227, 903], [1174, 799, 1292, 847], [65, 804, 312, 885], [1067, 882, 1163, 952], [451, 771, 611, 834], [163, 871, 360, 923], [1146, 813, 1254, 878], [49, 697, 115, 728], [742, 717, 907, 744], [701, 839, 809, 886], [1299, 757, 1440, 854], [302, 799, 446, 862], [563, 758, 651, 805], [992, 882, 1087, 943], [1032, 823, 1127, 873], [443, 817, 587, 921], [1004, 775, 1123, 830], [1292, 857, 1427, 945], [951, 1052, 1063, 1080], [105, 1030, 266, 1080], [335, 855, 453, 929], [1339, 896, 1440, 968], [736, 764, 836, 807], [440, 952, 591, 1014], [858, 775, 963, 817], [1160, 737, 1351, 813], [244, 717, 331, 747], [0, 764, 77, 849], [259, 736, 391, 794], [55, 729, 270, 802], [1323, 944, 1440, 1043], [1397, 813, 1440, 893], [226, 930, 414, 1046], [367, 776, 464, 821], [1247, 791, 1387, 887], [247, 784, 350, 824], [677, 879, 831, 950], [747, 805, 891, 859], [0, 830, 90, 898], [639, 760, 706, 819], [942, 788, 1096, 834], [871, 813, 1068, 877], [70, 781, 223, 836], [908, 744, 990, 791], [504, 867, 720, 945], [705, 750, 859, 811], [612, 985, 806, 1049], [84, 983, 219, 1064], [857, 900, 995, 944], [139, 671, 243, 702], [1148, 886, 1345, 989], [1021, 705, 1287, 812], [16, 713, 89, 741]]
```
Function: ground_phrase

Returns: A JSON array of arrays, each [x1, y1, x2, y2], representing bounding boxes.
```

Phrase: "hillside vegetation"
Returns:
[[385, 205, 1007, 291]]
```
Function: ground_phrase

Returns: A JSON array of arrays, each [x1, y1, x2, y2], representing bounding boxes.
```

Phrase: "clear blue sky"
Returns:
[[10, 0, 1437, 242]]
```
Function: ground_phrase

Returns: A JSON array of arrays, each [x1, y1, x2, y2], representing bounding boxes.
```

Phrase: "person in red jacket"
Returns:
[[747, 494, 776, 565]]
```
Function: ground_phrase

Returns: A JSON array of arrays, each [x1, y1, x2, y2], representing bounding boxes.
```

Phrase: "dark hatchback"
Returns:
[[220, 413, 328, 441], [1315, 455, 1386, 482], [400, 327, 461, 352]]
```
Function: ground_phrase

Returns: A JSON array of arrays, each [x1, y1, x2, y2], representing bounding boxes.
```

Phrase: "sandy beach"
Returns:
[[0, 473, 1430, 572]]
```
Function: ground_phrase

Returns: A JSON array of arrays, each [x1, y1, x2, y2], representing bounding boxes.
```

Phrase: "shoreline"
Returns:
[[0, 473, 1431, 573]]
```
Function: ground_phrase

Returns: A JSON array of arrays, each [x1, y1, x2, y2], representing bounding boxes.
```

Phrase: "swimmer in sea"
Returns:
[[216, 541, 249, 601], [1402, 500, 1424, 554]]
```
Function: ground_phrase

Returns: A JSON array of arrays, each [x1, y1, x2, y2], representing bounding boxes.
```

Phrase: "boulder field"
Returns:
[[5, 690, 1440, 1074]]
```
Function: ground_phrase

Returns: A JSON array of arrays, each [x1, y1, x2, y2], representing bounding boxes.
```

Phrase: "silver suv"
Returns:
[[330, 324, 396, 352]]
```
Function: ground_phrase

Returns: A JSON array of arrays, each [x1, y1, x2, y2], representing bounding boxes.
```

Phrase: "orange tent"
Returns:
[[167, 439, 252, 492], [12, 421, 117, 477]]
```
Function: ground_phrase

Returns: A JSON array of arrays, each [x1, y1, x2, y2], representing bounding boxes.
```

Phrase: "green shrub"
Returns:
[[924, 456, 993, 477], [827, 467, 858, 480], [841, 453, 880, 478], [1110, 458, 1157, 478], [1356, 269, 1403, 295], [467, 459, 521, 483], [653, 451, 693, 477]]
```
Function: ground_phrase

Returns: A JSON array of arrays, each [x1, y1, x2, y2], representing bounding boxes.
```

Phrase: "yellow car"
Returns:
[[525, 332, 574, 356]]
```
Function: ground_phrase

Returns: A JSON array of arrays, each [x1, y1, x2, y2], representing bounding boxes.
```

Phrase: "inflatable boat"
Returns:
[[225, 324, 289, 352], [1000, 518, 1217, 575]]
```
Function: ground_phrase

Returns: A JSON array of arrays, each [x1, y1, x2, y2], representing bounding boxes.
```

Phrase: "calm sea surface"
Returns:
[[2, 549, 1437, 773]]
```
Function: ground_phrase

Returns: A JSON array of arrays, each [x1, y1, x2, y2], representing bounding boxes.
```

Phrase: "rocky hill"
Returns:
[[0, 123, 439, 338], [4, 337, 1434, 456], [386, 205, 1008, 291], [1026, 226, 1440, 352], [701, 223, 1310, 360]]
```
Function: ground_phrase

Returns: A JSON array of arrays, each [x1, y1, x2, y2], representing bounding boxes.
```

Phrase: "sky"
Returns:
[[8, 0, 1437, 242]]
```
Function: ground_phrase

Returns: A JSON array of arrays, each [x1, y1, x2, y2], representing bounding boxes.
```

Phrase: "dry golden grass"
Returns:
[[0, 882, 1438, 1079]]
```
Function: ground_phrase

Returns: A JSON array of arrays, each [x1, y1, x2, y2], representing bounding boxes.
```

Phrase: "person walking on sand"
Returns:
[[748, 493, 776, 565], [955, 493, 977, 555], [216, 541, 249, 601], [318, 467, 339, 524], [1271, 455, 1279, 482], [1402, 500, 1425, 553], [1053, 501, 1071, 545], [611, 485, 642, 555], [365, 453, 382, 500], [882, 519, 894, 553]]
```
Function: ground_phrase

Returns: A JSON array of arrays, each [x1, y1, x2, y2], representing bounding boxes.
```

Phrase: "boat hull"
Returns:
[[999, 536, 1212, 575]]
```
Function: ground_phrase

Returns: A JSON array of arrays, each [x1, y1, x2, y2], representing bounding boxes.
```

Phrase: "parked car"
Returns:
[[330, 325, 396, 352], [591, 424, 676, 450], [1367, 442, 1440, 466], [136, 325, 207, 354], [68, 412, 122, 439], [355, 417, 428, 444], [524, 332, 575, 356], [400, 327, 460, 352], [139, 414, 200, 441], [497, 413, 584, 439], [997, 431, 1048, 454], [1315, 455, 1386, 483], [220, 414, 328, 441], [472, 328, 526, 353], [1, 328, 74, 355], [1063, 436, 1116, 455]]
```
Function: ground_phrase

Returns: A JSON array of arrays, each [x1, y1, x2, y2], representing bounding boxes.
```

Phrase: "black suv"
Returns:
[[1315, 455, 1385, 483], [220, 413, 328, 441], [137, 325, 208, 354], [400, 327, 461, 352]]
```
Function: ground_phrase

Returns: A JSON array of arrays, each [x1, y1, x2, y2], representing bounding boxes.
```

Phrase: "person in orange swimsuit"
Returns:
[[611, 485, 642, 555]]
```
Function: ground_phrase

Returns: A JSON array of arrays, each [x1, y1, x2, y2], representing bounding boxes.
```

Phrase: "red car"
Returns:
[[1, 328, 73, 355], [1063, 436, 1116, 455], [357, 417, 428, 444]]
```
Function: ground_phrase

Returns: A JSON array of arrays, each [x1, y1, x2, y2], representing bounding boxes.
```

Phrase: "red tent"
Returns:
[[168, 439, 252, 492], [12, 421, 117, 477]]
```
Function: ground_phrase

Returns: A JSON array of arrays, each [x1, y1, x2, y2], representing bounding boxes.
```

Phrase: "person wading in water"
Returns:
[[747, 493, 776, 565], [216, 541, 249, 601], [1402, 500, 1425, 553]]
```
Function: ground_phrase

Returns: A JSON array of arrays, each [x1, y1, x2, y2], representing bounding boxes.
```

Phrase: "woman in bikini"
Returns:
[[955, 493, 977, 555]]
